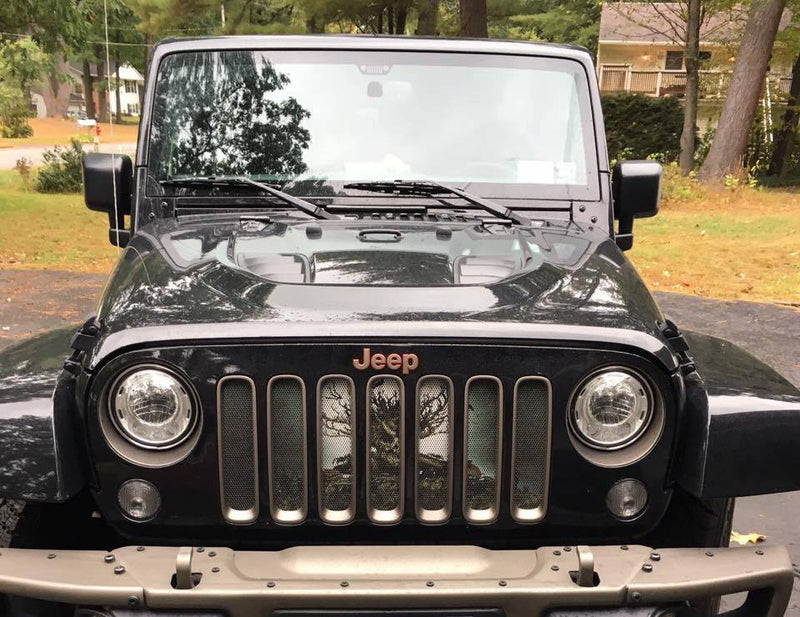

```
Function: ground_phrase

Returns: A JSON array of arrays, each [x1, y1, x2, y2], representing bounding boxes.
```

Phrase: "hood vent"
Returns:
[[455, 256, 519, 285], [235, 254, 308, 283]]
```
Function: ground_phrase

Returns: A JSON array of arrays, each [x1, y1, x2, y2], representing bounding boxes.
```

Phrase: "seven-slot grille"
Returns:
[[217, 375, 551, 526]]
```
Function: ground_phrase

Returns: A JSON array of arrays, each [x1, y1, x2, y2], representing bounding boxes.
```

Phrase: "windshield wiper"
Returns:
[[343, 180, 530, 225], [160, 176, 339, 220]]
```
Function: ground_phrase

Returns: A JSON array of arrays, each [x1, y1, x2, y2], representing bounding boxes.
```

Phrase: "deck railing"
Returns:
[[598, 66, 792, 99]]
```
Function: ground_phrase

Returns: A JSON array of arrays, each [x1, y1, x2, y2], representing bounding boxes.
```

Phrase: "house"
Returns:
[[29, 63, 144, 119], [108, 65, 145, 117], [597, 3, 793, 99]]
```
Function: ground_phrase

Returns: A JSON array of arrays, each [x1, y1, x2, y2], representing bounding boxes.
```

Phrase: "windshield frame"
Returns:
[[138, 37, 606, 209]]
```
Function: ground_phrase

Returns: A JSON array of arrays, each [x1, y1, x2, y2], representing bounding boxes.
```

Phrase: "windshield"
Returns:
[[147, 49, 598, 201]]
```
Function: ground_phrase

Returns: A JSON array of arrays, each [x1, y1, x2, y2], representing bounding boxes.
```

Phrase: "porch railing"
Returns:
[[598, 66, 792, 100]]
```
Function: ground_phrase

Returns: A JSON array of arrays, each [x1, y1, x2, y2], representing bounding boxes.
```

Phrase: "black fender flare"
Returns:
[[678, 330, 800, 498], [0, 327, 86, 502]]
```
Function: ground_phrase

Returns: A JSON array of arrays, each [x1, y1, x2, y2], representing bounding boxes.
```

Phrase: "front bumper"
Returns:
[[0, 544, 792, 617]]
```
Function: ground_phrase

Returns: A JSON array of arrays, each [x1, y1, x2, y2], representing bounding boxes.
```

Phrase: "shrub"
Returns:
[[34, 138, 84, 193], [14, 157, 32, 188], [0, 84, 33, 138], [601, 93, 683, 163]]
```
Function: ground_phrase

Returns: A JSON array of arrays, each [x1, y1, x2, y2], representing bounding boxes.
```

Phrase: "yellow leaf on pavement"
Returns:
[[730, 531, 766, 545]]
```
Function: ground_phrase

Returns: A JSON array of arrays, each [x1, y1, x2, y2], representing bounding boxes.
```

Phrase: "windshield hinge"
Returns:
[[660, 318, 696, 376], [157, 198, 176, 219]]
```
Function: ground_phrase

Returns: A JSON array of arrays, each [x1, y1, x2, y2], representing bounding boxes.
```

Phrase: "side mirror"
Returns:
[[83, 153, 133, 247], [612, 160, 662, 251]]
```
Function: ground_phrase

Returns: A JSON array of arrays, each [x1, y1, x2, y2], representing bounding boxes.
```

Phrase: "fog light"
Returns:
[[606, 478, 647, 519], [118, 479, 161, 521]]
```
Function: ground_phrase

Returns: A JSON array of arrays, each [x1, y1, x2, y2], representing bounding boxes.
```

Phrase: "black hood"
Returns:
[[92, 216, 669, 364]]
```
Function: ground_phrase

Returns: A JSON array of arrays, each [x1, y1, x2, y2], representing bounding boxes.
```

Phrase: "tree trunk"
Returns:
[[82, 61, 96, 120], [768, 53, 800, 176], [43, 61, 71, 118], [305, 15, 324, 32], [387, 5, 395, 33], [459, 0, 487, 37], [679, 0, 701, 175], [97, 61, 108, 123], [115, 59, 122, 124], [416, 0, 438, 35], [396, 5, 408, 34], [698, 0, 787, 183], [141, 32, 153, 109]]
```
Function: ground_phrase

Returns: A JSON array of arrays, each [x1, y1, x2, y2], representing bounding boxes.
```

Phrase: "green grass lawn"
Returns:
[[629, 183, 800, 304], [0, 169, 798, 304], [0, 171, 118, 272]]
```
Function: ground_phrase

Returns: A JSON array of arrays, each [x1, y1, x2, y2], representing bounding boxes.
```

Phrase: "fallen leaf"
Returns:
[[730, 531, 766, 545]]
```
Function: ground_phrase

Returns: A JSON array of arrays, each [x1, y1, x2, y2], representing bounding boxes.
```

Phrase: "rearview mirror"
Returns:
[[612, 160, 662, 251], [83, 153, 133, 247]]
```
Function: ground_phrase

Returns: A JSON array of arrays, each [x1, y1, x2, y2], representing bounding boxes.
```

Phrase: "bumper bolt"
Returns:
[[620, 545, 629, 551], [632, 592, 642, 602], [47, 554, 56, 560], [104, 555, 115, 563], [114, 565, 126, 575], [563, 547, 572, 552], [212, 567, 220, 573], [426, 581, 435, 587], [137, 547, 145, 552], [642, 564, 653, 572], [499, 580, 507, 587], [553, 550, 561, 556], [705, 551, 714, 557], [756, 549, 764, 555], [341, 581, 350, 588], [127, 597, 138, 609], [267, 581, 276, 588], [650, 552, 661, 561], [197, 547, 205, 553], [551, 565, 560, 571], [209, 551, 217, 557]]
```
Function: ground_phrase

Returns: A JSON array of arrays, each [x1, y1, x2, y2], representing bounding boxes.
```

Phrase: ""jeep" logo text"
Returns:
[[352, 348, 419, 374]]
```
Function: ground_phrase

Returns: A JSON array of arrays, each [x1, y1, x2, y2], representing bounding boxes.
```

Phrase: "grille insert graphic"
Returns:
[[220, 374, 551, 526], [218, 377, 258, 524], [511, 378, 551, 522], [367, 376, 404, 524], [267, 376, 307, 524], [464, 377, 503, 523], [415, 376, 454, 524], [317, 375, 356, 524]]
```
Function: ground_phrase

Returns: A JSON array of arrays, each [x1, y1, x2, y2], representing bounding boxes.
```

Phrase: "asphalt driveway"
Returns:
[[0, 271, 798, 613]]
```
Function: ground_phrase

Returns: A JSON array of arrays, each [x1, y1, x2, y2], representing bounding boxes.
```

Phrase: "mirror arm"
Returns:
[[615, 212, 634, 251]]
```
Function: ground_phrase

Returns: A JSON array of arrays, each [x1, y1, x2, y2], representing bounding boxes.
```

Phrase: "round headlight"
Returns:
[[570, 369, 652, 450], [110, 367, 195, 448]]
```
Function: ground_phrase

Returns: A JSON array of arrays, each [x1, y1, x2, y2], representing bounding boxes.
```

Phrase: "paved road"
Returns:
[[0, 274, 798, 614], [0, 143, 136, 169]]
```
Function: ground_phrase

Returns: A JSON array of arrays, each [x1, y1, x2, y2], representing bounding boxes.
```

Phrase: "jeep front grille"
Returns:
[[217, 374, 551, 526]]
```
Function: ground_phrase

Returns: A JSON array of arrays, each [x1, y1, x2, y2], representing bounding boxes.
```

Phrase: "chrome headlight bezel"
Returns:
[[568, 367, 654, 451], [108, 364, 199, 450]]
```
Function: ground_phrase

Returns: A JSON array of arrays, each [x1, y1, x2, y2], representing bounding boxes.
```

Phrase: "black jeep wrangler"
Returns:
[[1, 35, 799, 617]]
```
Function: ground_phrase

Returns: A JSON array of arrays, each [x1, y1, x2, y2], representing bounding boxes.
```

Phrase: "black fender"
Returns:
[[0, 327, 86, 502], [678, 330, 800, 499]]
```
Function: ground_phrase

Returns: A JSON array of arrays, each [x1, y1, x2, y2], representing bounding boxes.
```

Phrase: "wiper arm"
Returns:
[[343, 180, 530, 225], [160, 176, 339, 220]]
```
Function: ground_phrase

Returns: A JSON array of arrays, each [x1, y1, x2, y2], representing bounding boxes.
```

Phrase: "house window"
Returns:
[[124, 80, 137, 94], [699, 51, 712, 67], [665, 51, 683, 70], [126, 103, 140, 115]]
